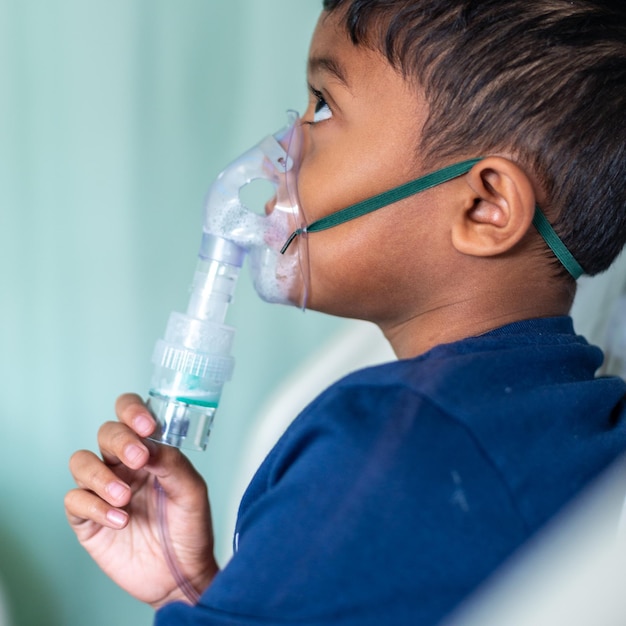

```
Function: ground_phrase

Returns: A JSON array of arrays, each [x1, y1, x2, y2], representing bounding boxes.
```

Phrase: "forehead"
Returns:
[[306, 11, 429, 174], [307, 10, 426, 120], [307, 11, 380, 84]]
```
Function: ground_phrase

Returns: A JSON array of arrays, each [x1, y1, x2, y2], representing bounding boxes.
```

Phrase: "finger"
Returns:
[[97, 420, 155, 470], [114, 395, 207, 509], [146, 444, 209, 510], [69, 449, 133, 507], [115, 392, 156, 438], [64, 487, 129, 532]]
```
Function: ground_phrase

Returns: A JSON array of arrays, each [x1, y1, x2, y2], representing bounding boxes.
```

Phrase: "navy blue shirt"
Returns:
[[155, 317, 626, 625]]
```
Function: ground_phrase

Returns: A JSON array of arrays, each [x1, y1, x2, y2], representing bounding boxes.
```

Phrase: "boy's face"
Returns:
[[294, 10, 451, 323]]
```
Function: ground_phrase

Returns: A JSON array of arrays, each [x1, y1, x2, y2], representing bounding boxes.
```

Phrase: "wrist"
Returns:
[[150, 563, 219, 611]]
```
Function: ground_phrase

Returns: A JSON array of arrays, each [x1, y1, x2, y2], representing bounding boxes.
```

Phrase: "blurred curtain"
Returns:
[[0, 2, 347, 625], [571, 254, 626, 378]]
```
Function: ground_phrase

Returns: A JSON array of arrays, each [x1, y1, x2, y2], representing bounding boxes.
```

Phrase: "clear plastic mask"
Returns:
[[201, 111, 309, 308]]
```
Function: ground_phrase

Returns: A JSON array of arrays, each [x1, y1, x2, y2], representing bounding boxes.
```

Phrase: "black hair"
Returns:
[[322, 0, 626, 276]]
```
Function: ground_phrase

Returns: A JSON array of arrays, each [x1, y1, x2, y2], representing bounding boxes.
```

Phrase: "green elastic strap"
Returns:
[[532, 206, 584, 279], [281, 157, 584, 280], [281, 158, 482, 253]]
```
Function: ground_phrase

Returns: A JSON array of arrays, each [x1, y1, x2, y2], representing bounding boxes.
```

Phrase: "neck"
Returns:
[[379, 273, 574, 360]]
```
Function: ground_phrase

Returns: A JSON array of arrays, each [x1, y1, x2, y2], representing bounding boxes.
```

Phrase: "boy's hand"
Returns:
[[64, 393, 219, 609]]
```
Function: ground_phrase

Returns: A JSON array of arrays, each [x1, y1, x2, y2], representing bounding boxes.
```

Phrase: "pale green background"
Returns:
[[0, 1, 353, 624], [1, 2, 625, 625]]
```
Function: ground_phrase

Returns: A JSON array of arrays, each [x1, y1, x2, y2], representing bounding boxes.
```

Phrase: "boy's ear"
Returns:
[[451, 156, 536, 258]]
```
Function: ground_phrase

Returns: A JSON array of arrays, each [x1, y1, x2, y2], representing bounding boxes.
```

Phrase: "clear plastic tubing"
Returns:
[[155, 479, 201, 604]]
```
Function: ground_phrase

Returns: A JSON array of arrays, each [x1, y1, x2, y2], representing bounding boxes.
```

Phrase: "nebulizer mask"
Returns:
[[147, 111, 307, 452]]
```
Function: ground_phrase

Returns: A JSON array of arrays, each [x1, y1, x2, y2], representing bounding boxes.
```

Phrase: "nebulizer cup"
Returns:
[[146, 111, 306, 451]]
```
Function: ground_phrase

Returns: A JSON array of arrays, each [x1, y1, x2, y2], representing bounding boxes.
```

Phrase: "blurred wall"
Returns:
[[0, 1, 351, 624]]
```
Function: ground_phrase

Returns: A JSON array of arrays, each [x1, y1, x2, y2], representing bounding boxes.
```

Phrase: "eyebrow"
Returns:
[[307, 55, 350, 88]]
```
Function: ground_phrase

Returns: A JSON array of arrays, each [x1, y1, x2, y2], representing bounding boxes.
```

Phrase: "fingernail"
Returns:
[[133, 413, 154, 436], [106, 481, 128, 502], [106, 509, 128, 528], [125, 443, 147, 466]]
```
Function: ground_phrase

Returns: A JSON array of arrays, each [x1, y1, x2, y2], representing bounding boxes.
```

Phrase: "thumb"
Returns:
[[147, 442, 218, 593], [145, 443, 209, 509]]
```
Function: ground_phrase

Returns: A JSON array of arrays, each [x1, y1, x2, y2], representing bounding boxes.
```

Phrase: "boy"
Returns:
[[65, 1, 626, 624]]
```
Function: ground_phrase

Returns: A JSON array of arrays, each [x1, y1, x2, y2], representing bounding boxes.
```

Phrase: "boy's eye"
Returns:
[[313, 96, 332, 123], [308, 84, 333, 124]]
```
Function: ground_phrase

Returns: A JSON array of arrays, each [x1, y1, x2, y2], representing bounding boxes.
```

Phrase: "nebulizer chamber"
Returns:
[[147, 112, 304, 451], [146, 237, 242, 451]]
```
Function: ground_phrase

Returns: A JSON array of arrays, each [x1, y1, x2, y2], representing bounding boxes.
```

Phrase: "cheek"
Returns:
[[297, 136, 420, 228], [303, 194, 449, 319], [297, 147, 350, 225], [298, 158, 384, 230], [302, 210, 400, 317]]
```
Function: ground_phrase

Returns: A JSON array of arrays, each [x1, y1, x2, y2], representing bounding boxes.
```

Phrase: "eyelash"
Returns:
[[309, 86, 333, 124]]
